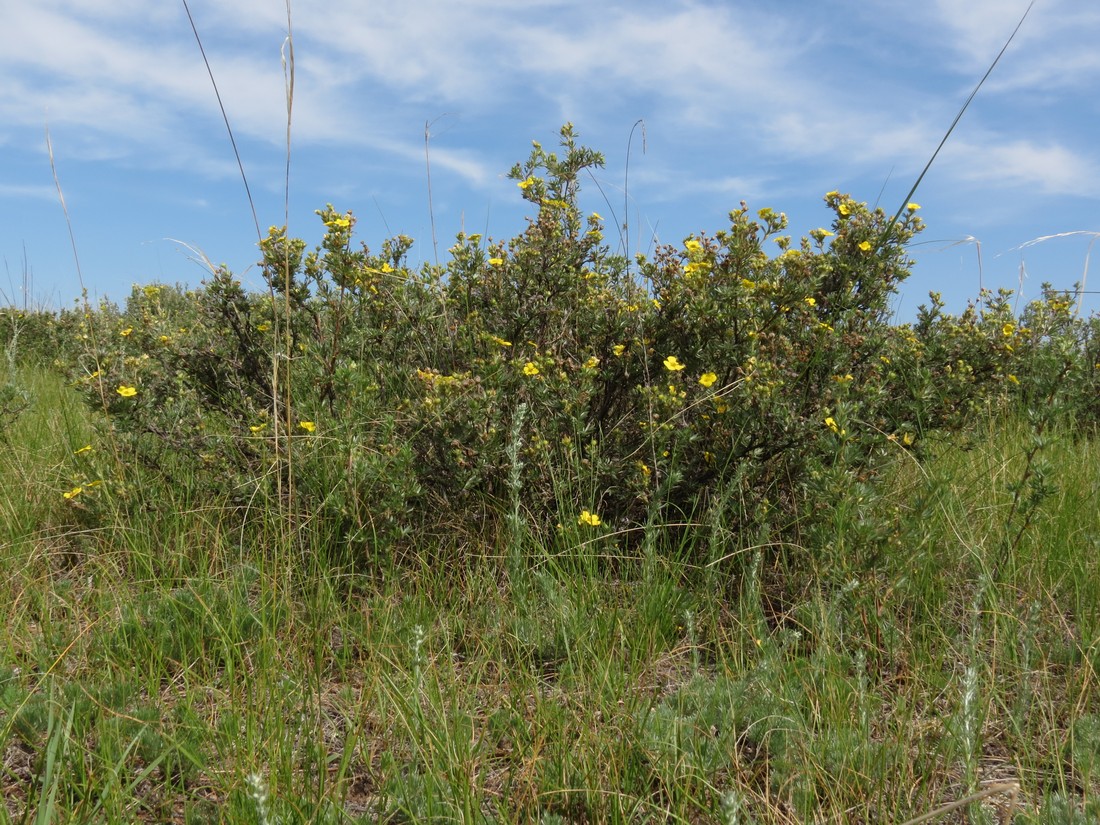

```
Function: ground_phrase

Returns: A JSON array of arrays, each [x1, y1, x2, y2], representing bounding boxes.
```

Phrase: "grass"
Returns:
[[1, 8, 1090, 820], [1, 362, 1097, 823]]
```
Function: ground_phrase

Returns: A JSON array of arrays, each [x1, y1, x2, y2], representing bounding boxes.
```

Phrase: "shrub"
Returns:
[[53, 125, 1098, 579]]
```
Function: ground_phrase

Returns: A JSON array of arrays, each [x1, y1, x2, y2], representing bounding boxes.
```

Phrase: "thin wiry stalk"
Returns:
[[279, 2, 297, 530], [1016, 258, 1027, 315], [879, 1, 1035, 250], [425, 117, 446, 268], [930, 235, 985, 298], [182, 0, 298, 539], [624, 118, 646, 261], [46, 125, 126, 474], [1012, 230, 1099, 316], [180, 0, 261, 243], [45, 127, 86, 325], [897, 781, 1019, 825]]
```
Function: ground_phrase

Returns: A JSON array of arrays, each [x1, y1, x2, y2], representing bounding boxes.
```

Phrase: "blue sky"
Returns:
[[2, 0, 1098, 320]]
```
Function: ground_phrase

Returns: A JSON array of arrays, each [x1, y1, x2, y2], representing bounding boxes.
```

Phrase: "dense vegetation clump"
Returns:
[[1, 127, 1097, 823]]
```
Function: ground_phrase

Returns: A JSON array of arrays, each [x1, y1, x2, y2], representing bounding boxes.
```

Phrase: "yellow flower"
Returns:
[[63, 486, 83, 500], [612, 344, 626, 357], [116, 385, 137, 397], [901, 432, 915, 446], [298, 421, 316, 433], [740, 278, 756, 289], [584, 356, 600, 369], [804, 297, 816, 307], [858, 241, 872, 252], [523, 362, 540, 376], [256, 323, 270, 332], [74, 445, 93, 455], [517, 177, 536, 191], [684, 239, 703, 255], [591, 212, 603, 221], [1002, 323, 1015, 337], [490, 335, 512, 347], [325, 216, 351, 229], [838, 202, 850, 216], [825, 416, 840, 434], [250, 423, 267, 433], [120, 327, 133, 337], [488, 257, 504, 266], [906, 202, 921, 211], [663, 355, 686, 372], [1007, 374, 1019, 385], [578, 510, 602, 527], [699, 372, 718, 388]]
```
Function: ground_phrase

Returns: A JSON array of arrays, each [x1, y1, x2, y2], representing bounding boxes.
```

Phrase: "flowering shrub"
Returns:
[[881, 286, 1098, 436], [48, 125, 1100, 574]]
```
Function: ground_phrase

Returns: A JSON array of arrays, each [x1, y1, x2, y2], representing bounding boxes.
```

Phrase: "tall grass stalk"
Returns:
[[879, 0, 1035, 248]]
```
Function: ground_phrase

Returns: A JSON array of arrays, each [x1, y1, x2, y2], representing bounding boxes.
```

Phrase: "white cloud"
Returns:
[[944, 138, 1100, 197], [1, 0, 1097, 209], [924, 0, 1100, 93], [0, 183, 58, 202]]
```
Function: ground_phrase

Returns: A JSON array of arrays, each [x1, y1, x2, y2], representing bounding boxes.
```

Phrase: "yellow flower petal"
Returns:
[[578, 510, 602, 527]]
